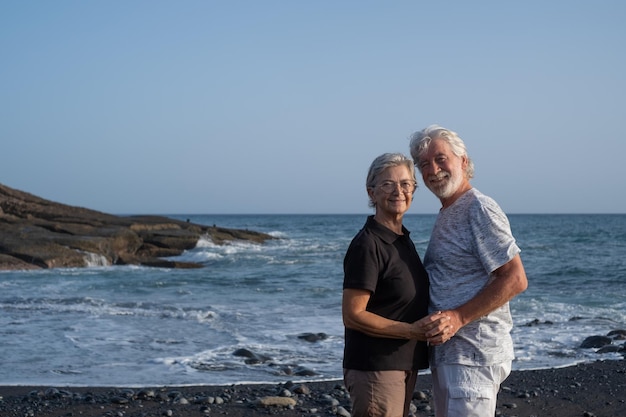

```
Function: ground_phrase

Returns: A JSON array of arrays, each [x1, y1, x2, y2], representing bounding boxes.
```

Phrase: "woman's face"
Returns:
[[368, 165, 415, 218]]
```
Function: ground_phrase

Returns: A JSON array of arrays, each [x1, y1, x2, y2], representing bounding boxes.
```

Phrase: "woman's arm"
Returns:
[[342, 288, 448, 341]]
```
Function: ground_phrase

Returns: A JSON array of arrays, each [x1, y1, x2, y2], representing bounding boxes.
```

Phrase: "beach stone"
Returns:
[[292, 384, 311, 395], [155, 392, 170, 401], [110, 396, 129, 404], [27, 390, 43, 398], [193, 396, 214, 404], [118, 388, 135, 398], [278, 388, 292, 397], [175, 396, 189, 404], [336, 405, 351, 417], [256, 396, 297, 407], [167, 390, 182, 399], [580, 335, 613, 348], [413, 390, 428, 401], [320, 394, 340, 406], [136, 389, 156, 399], [44, 388, 61, 399], [415, 403, 432, 412]]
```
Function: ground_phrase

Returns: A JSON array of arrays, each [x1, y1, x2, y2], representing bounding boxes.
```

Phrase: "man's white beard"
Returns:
[[427, 171, 463, 200]]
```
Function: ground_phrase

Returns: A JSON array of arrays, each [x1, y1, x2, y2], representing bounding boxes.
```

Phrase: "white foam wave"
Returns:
[[510, 297, 626, 370], [82, 251, 111, 267], [195, 236, 219, 248]]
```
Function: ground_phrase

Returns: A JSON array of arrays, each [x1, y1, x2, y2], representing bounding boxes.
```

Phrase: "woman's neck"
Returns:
[[373, 214, 404, 234]]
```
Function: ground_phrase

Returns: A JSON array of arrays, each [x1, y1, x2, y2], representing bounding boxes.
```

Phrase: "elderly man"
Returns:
[[409, 125, 528, 417]]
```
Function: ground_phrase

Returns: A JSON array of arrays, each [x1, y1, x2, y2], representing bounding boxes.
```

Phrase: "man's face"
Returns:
[[417, 138, 467, 200]]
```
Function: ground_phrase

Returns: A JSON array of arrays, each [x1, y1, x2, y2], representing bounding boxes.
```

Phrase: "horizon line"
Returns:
[[117, 212, 626, 216]]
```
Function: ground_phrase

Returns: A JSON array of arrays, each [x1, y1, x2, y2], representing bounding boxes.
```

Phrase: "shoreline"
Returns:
[[1, 359, 624, 417]]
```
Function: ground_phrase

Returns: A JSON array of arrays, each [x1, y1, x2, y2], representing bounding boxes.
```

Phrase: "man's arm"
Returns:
[[429, 254, 528, 344]]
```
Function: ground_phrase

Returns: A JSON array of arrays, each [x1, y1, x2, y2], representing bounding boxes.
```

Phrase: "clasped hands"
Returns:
[[409, 310, 459, 345]]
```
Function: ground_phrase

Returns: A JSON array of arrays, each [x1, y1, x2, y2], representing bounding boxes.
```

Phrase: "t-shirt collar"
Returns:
[[366, 215, 409, 244]]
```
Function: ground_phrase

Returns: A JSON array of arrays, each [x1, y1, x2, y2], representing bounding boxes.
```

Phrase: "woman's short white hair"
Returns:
[[366, 153, 416, 208]]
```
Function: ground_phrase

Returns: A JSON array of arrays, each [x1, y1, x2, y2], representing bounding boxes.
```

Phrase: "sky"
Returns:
[[1, 1, 625, 215]]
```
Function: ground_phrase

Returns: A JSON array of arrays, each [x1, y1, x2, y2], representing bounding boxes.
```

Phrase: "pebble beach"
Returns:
[[1, 360, 623, 417]]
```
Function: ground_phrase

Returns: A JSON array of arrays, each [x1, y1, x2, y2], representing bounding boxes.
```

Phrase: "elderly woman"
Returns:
[[342, 153, 448, 417]]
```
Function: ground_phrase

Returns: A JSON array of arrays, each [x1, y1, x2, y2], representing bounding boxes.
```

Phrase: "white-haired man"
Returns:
[[409, 125, 528, 417]]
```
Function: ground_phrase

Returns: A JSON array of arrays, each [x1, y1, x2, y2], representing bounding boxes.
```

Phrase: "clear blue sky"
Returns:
[[2, 1, 624, 215]]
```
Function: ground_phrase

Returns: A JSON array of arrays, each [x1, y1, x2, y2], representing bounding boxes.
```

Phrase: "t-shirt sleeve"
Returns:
[[469, 197, 521, 274], [343, 234, 380, 293]]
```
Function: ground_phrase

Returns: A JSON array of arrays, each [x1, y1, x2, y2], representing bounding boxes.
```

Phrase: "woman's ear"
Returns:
[[367, 187, 375, 205]]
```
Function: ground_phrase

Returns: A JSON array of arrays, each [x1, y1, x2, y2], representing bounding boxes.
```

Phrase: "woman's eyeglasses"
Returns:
[[376, 181, 417, 193]]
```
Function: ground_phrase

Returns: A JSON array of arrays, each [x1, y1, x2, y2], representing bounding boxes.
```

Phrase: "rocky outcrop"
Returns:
[[0, 183, 274, 270]]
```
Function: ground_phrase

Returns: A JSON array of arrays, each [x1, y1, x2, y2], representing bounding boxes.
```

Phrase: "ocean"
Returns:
[[1, 214, 624, 387]]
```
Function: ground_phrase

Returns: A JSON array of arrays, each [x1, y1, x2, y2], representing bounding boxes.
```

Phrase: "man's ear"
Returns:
[[461, 155, 469, 170]]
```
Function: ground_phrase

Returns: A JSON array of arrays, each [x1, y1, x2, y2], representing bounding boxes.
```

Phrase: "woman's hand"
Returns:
[[410, 311, 456, 344]]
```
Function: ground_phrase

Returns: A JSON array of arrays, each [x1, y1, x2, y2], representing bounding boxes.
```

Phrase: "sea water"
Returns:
[[1, 214, 624, 386]]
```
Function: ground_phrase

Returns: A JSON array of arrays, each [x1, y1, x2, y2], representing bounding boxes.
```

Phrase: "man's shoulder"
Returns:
[[466, 189, 506, 216]]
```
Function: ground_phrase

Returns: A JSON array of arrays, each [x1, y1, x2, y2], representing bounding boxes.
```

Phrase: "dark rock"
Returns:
[[293, 366, 318, 376], [0, 183, 275, 270], [608, 329, 626, 340], [597, 345, 622, 354], [580, 336, 613, 349], [523, 318, 554, 326], [297, 332, 329, 343], [232, 348, 272, 364]]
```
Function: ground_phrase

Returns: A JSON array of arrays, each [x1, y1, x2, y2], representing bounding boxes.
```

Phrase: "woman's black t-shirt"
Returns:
[[343, 216, 429, 371]]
